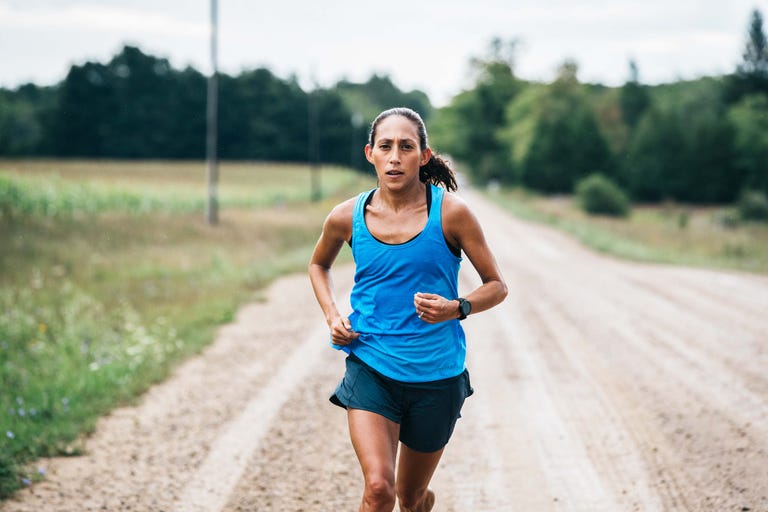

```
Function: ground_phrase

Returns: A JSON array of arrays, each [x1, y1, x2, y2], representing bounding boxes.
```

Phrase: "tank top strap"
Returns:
[[351, 188, 376, 246], [424, 184, 444, 233]]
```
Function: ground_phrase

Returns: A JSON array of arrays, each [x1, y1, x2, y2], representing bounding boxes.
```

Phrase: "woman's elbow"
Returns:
[[495, 278, 509, 304]]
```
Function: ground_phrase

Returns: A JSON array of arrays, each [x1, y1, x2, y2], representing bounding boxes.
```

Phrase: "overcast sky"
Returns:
[[1, 0, 766, 106]]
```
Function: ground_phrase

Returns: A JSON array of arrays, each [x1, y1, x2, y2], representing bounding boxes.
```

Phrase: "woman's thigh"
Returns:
[[348, 409, 401, 481]]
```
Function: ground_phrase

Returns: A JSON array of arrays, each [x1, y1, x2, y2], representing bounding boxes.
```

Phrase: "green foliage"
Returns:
[[498, 85, 548, 179], [0, 84, 56, 156], [619, 59, 651, 130], [740, 9, 768, 76], [521, 62, 614, 193], [218, 69, 308, 161], [0, 281, 184, 498], [728, 94, 768, 195], [432, 38, 523, 184], [737, 190, 768, 221], [623, 86, 739, 203], [623, 106, 686, 201], [575, 173, 630, 217], [0, 46, 424, 168], [724, 9, 768, 102]]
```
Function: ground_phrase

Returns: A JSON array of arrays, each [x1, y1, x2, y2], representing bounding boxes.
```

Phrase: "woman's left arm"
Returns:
[[414, 194, 508, 323]]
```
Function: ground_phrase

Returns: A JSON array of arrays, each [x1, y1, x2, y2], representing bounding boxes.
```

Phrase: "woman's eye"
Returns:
[[401, 144, 413, 150], [379, 144, 390, 150]]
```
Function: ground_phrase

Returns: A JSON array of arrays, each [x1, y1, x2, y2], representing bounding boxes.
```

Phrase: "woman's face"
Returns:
[[365, 115, 431, 189]]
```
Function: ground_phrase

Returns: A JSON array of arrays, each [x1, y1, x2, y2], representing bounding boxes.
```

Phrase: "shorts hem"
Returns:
[[329, 394, 401, 424]]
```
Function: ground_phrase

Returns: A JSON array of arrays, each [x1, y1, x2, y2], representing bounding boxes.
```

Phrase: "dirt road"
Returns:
[[3, 190, 767, 511]]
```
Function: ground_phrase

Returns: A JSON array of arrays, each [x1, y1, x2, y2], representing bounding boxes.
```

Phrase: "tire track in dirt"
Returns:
[[172, 320, 332, 512], [464, 189, 768, 511]]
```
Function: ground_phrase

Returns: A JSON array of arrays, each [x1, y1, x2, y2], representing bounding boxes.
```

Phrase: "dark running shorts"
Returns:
[[330, 352, 474, 453]]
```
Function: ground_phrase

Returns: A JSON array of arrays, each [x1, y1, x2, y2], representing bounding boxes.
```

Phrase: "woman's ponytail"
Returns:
[[420, 153, 458, 192]]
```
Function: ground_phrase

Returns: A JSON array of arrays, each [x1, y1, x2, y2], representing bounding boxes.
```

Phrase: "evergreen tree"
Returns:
[[724, 8, 768, 103], [619, 59, 651, 130], [739, 9, 768, 78]]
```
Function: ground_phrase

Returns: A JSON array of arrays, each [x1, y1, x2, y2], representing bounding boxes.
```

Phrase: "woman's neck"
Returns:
[[377, 182, 427, 213]]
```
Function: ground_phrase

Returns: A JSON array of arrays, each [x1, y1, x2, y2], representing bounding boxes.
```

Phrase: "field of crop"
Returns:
[[0, 159, 376, 497]]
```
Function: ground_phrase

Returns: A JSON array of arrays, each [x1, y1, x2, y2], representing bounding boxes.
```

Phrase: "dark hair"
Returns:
[[368, 107, 458, 192]]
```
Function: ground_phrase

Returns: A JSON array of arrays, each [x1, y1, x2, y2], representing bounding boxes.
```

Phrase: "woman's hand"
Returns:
[[413, 292, 459, 324], [330, 316, 359, 346]]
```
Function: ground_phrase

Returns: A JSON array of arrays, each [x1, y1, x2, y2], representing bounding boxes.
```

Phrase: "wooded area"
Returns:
[[433, 9, 768, 205], [1, 9, 766, 205]]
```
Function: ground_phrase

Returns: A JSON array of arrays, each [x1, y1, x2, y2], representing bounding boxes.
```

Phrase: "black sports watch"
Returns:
[[456, 298, 472, 320]]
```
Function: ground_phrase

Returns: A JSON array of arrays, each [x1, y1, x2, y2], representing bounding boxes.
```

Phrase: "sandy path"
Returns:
[[3, 190, 768, 511]]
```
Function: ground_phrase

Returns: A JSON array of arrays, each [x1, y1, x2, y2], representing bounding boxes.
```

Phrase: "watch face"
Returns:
[[460, 299, 471, 317]]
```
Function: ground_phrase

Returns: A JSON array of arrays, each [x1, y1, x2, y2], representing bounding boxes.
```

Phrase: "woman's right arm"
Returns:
[[308, 198, 359, 346]]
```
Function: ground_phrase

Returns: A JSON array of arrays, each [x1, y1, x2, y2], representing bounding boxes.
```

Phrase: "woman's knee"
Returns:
[[364, 473, 396, 507]]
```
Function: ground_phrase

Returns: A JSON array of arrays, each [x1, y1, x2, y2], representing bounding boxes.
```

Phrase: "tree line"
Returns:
[[0, 46, 430, 168], [433, 9, 768, 204], [1, 9, 767, 205]]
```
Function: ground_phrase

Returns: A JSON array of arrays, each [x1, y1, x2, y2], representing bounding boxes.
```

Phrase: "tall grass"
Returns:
[[486, 186, 768, 275], [0, 159, 374, 497]]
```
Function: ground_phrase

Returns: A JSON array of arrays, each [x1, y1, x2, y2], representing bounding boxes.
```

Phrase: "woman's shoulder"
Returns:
[[323, 192, 366, 240], [326, 196, 357, 224], [440, 189, 471, 220]]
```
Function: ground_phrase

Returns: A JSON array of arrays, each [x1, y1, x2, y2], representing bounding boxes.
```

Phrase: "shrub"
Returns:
[[575, 173, 631, 217], [737, 190, 768, 221]]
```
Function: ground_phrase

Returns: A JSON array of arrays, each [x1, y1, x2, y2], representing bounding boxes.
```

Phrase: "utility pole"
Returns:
[[308, 88, 321, 202], [205, 0, 219, 225]]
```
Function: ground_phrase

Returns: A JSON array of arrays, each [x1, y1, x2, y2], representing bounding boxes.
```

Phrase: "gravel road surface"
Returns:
[[3, 190, 767, 511]]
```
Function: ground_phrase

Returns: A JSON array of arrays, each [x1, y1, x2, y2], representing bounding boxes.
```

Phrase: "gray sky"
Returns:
[[1, 0, 766, 106]]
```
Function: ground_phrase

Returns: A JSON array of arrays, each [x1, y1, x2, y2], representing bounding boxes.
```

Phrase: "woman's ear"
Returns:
[[421, 146, 433, 166], [365, 144, 374, 164]]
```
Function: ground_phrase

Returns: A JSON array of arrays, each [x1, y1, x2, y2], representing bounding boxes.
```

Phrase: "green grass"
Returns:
[[0, 159, 374, 498], [486, 186, 768, 275]]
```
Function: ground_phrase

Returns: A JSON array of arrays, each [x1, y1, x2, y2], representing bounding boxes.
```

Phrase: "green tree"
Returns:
[[106, 46, 180, 157], [218, 68, 309, 160], [521, 61, 614, 193], [724, 8, 768, 103], [729, 94, 768, 195], [0, 84, 54, 155], [432, 37, 523, 184], [624, 93, 739, 203], [623, 107, 686, 201], [497, 84, 548, 182], [619, 59, 651, 131], [739, 9, 768, 78], [48, 60, 118, 156]]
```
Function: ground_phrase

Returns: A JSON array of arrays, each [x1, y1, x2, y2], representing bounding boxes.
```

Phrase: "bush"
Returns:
[[737, 190, 768, 221], [576, 173, 631, 217]]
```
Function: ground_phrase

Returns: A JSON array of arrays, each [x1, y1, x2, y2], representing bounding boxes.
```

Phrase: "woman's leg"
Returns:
[[395, 444, 443, 512], [348, 409, 401, 512]]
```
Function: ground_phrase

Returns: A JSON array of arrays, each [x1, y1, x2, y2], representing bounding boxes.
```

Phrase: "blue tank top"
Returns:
[[335, 184, 465, 382]]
